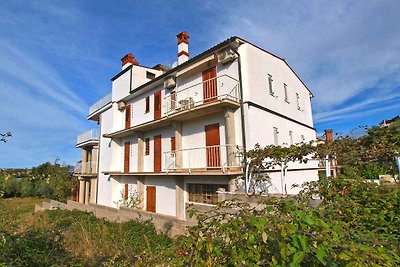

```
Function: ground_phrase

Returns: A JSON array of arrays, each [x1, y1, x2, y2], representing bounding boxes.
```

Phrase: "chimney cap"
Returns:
[[121, 53, 139, 66], [177, 31, 189, 45], [324, 129, 334, 143]]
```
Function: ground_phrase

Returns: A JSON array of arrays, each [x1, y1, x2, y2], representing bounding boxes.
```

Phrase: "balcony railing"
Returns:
[[76, 129, 99, 146], [164, 144, 243, 172], [74, 161, 98, 175], [164, 75, 240, 115], [88, 93, 112, 116]]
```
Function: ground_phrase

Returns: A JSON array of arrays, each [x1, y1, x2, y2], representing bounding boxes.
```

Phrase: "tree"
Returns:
[[0, 132, 12, 143], [245, 142, 315, 194]]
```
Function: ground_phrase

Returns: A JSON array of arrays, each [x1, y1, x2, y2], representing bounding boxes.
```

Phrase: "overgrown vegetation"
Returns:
[[0, 161, 73, 202]]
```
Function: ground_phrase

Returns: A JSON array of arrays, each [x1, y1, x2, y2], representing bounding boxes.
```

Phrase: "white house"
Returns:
[[74, 32, 318, 219]]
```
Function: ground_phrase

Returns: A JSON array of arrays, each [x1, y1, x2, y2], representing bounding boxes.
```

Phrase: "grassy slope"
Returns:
[[0, 198, 173, 266]]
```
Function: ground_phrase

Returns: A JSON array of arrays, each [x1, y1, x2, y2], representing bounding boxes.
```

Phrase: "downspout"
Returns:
[[231, 40, 248, 188]]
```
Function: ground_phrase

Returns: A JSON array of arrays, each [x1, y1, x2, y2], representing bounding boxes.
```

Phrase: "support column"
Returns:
[[225, 108, 237, 167], [78, 178, 85, 203], [90, 178, 97, 204], [137, 133, 144, 172], [92, 145, 99, 174], [84, 180, 90, 204], [82, 149, 88, 173], [136, 177, 145, 209], [228, 176, 238, 192], [175, 177, 185, 219], [173, 122, 183, 169]]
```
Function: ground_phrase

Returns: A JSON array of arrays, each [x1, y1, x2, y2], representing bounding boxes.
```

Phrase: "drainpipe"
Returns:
[[230, 39, 248, 187]]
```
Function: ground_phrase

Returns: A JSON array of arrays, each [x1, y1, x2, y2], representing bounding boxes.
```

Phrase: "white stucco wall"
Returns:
[[145, 176, 176, 216]]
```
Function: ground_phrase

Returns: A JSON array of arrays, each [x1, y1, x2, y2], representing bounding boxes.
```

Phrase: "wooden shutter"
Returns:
[[154, 135, 162, 172], [146, 186, 156, 212], [202, 67, 217, 103], [154, 91, 161, 120], [124, 142, 130, 173], [205, 123, 220, 168], [170, 91, 176, 110], [145, 96, 150, 113], [145, 138, 150, 155], [124, 184, 129, 200], [125, 105, 131, 129], [171, 137, 176, 151]]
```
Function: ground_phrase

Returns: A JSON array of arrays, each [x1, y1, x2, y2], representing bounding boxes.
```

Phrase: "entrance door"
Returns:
[[146, 186, 156, 212], [205, 123, 220, 168], [124, 142, 130, 173], [125, 104, 131, 129], [154, 91, 161, 120], [154, 135, 162, 172], [202, 66, 217, 103]]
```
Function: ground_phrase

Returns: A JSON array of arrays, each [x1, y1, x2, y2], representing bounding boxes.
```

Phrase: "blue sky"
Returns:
[[0, 0, 399, 168]]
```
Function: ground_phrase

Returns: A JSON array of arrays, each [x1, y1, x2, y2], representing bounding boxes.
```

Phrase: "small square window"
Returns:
[[146, 71, 156, 80], [296, 93, 301, 110]]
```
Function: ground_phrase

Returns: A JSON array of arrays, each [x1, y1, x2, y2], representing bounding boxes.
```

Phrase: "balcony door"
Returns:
[[154, 91, 161, 120], [124, 142, 130, 173], [154, 135, 162, 172], [125, 104, 131, 129], [205, 123, 220, 168], [202, 66, 217, 103]]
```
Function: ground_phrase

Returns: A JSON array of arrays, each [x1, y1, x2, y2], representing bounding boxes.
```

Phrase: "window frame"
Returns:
[[268, 74, 274, 96], [273, 127, 279, 145], [284, 83, 289, 103], [145, 96, 150, 113], [145, 138, 150, 155]]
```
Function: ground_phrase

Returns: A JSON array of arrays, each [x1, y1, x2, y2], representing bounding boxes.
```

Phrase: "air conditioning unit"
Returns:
[[217, 48, 238, 64], [164, 76, 176, 89], [117, 101, 126, 110]]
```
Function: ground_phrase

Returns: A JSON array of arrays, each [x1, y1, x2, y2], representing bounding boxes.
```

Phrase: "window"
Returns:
[[289, 131, 293, 145], [188, 183, 228, 204], [296, 93, 301, 110], [145, 138, 150, 155], [145, 96, 150, 113], [268, 74, 274, 95], [273, 127, 279, 145], [284, 83, 289, 103], [170, 137, 176, 152], [146, 71, 156, 80], [301, 135, 305, 142]]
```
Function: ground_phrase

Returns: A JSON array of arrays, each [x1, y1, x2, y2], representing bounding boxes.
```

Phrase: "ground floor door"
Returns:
[[146, 186, 156, 212]]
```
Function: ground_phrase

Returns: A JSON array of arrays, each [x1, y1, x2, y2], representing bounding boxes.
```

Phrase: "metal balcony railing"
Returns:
[[88, 93, 112, 116], [76, 129, 99, 145], [74, 161, 98, 174], [164, 75, 240, 115], [164, 144, 243, 172]]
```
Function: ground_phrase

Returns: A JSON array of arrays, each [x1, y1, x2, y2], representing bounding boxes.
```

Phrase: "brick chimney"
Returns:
[[121, 53, 139, 69], [177, 32, 189, 65], [324, 129, 334, 143]]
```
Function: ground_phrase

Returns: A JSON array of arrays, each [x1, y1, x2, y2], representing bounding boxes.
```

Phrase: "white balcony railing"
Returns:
[[164, 75, 240, 115], [164, 144, 243, 172], [74, 161, 98, 174], [76, 129, 99, 145], [88, 93, 112, 116]]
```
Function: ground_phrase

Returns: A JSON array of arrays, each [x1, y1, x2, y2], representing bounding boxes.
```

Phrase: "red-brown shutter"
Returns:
[[146, 186, 156, 212], [205, 123, 220, 168], [124, 142, 130, 173], [202, 67, 217, 103], [125, 105, 131, 129], [154, 135, 162, 172], [145, 138, 150, 155], [124, 184, 129, 200], [154, 91, 161, 120], [145, 96, 150, 113], [171, 137, 176, 151]]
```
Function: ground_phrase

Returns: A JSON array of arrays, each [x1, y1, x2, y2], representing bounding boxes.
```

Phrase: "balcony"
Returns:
[[103, 75, 240, 139], [165, 74, 240, 115], [73, 161, 98, 176], [88, 93, 112, 120], [76, 129, 99, 148], [164, 144, 243, 174]]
